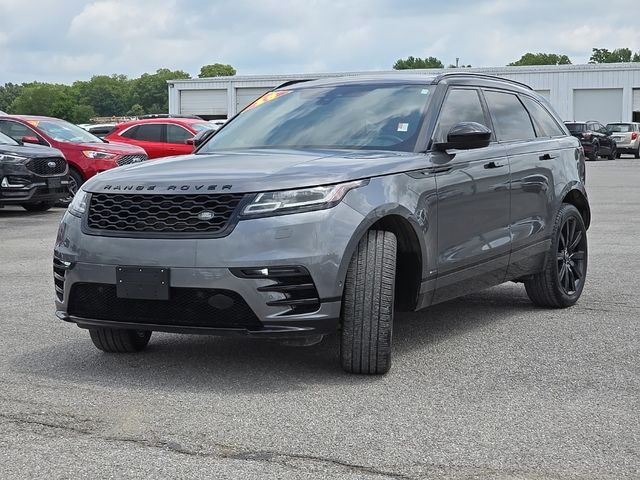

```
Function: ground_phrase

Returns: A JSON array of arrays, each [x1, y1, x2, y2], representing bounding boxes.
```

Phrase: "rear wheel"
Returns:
[[89, 328, 151, 353], [608, 144, 617, 160], [635, 145, 640, 159], [340, 230, 397, 375], [587, 144, 599, 161], [21, 202, 55, 212], [524, 204, 587, 308]]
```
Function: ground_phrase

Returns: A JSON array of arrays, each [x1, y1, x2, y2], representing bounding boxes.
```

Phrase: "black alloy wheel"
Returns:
[[608, 144, 617, 160], [57, 169, 83, 207], [556, 215, 587, 295], [588, 144, 598, 161]]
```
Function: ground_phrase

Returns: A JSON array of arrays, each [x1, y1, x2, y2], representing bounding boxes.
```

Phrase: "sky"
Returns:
[[1, 0, 639, 84]]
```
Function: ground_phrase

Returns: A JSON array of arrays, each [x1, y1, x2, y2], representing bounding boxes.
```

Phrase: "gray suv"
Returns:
[[54, 73, 590, 374]]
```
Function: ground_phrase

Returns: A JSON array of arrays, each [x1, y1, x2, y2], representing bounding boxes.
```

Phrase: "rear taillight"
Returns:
[[631, 132, 638, 140]]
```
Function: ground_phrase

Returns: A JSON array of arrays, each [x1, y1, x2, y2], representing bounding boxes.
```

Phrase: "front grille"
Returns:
[[27, 157, 67, 176], [117, 154, 148, 166], [53, 258, 67, 301], [67, 283, 262, 328], [87, 193, 245, 236], [232, 266, 321, 315]]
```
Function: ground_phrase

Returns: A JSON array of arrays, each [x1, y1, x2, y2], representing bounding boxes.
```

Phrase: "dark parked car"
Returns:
[[0, 130, 69, 211], [55, 73, 590, 374], [564, 121, 617, 160]]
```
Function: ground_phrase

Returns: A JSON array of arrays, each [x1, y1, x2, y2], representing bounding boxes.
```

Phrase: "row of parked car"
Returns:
[[564, 120, 640, 160], [0, 113, 219, 211]]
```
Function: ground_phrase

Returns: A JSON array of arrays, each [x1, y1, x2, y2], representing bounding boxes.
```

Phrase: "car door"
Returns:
[[492, 93, 570, 278], [430, 87, 511, 304], [0, 119, 49, 146], [165, 124, 195, 156], [596, 122, 614, 153]]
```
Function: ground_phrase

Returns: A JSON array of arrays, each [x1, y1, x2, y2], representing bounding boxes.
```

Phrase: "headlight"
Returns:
[[82, 150, 116, 159], [68, 189, 89, 217], [0, 153, 27, 163], [241, 179, 368, 218]]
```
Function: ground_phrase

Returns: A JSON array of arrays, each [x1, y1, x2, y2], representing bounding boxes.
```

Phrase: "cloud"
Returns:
[[0, 0, 639, 83]]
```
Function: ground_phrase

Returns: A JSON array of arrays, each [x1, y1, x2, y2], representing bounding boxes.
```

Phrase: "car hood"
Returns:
[[83, 148, 432, 194], [0, 143, 64, 159], [67, 141, 146, 155]]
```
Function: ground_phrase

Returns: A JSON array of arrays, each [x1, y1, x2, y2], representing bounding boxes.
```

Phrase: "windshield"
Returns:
[[32, 119, 102, 143], [198, 84, 434, 153], [0, 131, 19, 146], [565, 123, 586, 133], [607, 123, 631, 133], [191, 122, 214, 133]]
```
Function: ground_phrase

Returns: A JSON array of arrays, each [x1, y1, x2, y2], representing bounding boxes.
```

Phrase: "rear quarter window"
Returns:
[[520, 96, 565, 137]]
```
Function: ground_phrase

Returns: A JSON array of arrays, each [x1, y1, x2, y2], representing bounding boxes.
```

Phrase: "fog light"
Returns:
[[1, 176, 27, 188]]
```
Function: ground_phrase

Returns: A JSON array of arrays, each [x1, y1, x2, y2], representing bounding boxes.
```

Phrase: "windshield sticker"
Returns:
[[245, 90, 292, 111], [420, 89, 430, 95], [397, 123, 409, 132], [27, 120, 40, 127]]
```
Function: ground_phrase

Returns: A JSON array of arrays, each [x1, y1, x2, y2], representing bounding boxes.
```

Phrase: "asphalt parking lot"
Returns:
[[1, 159, 638, 479]]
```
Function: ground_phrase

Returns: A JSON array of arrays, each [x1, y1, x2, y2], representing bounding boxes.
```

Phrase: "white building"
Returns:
[[168, 63, 640, 123]]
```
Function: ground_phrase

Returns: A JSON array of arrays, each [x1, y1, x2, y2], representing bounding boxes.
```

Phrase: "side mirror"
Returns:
[[434, 122, 492, 151], [185, 138, 195, 145], [22, 135, 41, 145]]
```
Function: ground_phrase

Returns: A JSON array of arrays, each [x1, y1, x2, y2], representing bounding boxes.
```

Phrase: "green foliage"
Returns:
[[589, 48, 640, 63], [393, 56, 444, 69], [0, 83, 25, 112], [130, 68, 190, 113], [508, 53, 572, 66], [198, 63, 236, 77], [73, 74, 131, 116], [126, 103, 145, 117], [9, 83, 74, 117]]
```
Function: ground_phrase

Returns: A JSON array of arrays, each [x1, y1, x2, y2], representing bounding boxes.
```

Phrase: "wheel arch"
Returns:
[[337, 206, 427, 312], [562, 187, 591, 230]]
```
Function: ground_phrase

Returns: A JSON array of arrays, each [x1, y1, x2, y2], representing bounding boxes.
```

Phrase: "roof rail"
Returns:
[[433, 72, 533, 90], [275, 79, 316, 89]]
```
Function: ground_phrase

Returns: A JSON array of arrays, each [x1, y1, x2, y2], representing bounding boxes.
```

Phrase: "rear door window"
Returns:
[[483, 90, 536, 142], [520, 96, 565, 137], [131, 124, 164, 142]]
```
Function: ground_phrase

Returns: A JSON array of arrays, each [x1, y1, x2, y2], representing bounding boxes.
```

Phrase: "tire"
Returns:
[[615, 151, 621, 159], [340, 230, 397, 375], [57, 168, 84, 207], [89, 328, 152, 353], [21, 201, 55, 212], [635, 146, 640, 159], [608, 144, 617, 160], [524, 204, 587, 308], [587, 144, 598, 161]]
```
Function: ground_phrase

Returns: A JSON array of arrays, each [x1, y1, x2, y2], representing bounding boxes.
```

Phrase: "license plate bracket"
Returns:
[[47, 177, 62, 188], [116, 266, 170, 300]]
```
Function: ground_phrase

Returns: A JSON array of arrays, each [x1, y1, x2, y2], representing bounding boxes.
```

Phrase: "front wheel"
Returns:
[[587, 144, 599, 161], [524, 204, 587, 308], [21, 202, 55, 212], [340, 230, 397, 375], [608, 145, 617, 160], [57, 168, 84, 207], [89, 328, 151, 353]]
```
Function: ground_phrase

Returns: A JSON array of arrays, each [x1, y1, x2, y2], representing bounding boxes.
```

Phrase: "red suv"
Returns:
[[104, 118, 214, 159], [0, 115, 148, 199]]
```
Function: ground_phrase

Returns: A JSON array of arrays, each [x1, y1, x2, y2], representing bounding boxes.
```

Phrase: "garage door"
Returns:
[[633, 89, 640, 112], [180, 90, 228, 116], [236, 87, 272, 112], [573, 88, 623, 123]]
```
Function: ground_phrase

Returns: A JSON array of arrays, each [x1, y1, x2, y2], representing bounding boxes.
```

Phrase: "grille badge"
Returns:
[[47, 161, 57, 168], [198, 210, 215, 221]]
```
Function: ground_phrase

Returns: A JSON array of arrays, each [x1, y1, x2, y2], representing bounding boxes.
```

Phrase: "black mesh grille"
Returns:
[[87, 193, 245, 236], [27, 157, 67, 175], [117, 154, 148, 166], [68, 283, 262, 328]]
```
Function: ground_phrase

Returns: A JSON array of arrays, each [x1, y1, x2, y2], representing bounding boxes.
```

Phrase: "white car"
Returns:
[[79, 123, 116, 139], [606, 122, 640, 159]]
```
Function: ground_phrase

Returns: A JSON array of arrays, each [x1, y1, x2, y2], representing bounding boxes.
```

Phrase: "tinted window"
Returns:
[[199, 85, 434, 153], [520, 96, 564, 137], [484, 90, 536, 141], [132, 124, 163, 142], [565, 123, 586, 133], [0, 130, 19, 146], [166, 124, 193, 144], [433, 88, 487, 142], [120, 125, 139, 139], [0, 120, 38, 141]]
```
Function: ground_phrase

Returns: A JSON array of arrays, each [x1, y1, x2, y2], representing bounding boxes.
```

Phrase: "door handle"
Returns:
[[484, 161, 505, 169], [539, 153, 557, 160]]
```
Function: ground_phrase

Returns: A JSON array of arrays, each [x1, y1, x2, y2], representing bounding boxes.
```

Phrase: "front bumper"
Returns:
[[0, 164, 69, 205], [54, 202, 364, 337]]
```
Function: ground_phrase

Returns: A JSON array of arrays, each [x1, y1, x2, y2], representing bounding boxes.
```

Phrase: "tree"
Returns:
[[198, 63, 236, 78], [393, 56, 444, 69], [508, 53, 571, 66], [126, 103, 145, 117], [0, 83, 25, 112], [130, 68, 190, 113], [589, 48, 640, 63], [72, 74, 131, 116], [9, 83, 74, 118]]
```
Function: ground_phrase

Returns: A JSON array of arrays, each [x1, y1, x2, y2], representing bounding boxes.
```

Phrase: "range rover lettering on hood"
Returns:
[[102, 184, 233, 192]]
